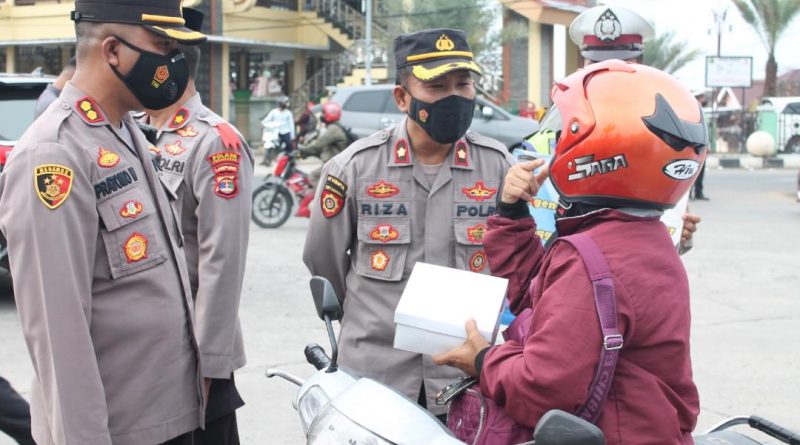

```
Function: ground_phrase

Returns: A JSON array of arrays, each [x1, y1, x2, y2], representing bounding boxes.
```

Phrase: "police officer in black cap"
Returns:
[[0, 1, 207, 444], [304, 28, 512, 419]]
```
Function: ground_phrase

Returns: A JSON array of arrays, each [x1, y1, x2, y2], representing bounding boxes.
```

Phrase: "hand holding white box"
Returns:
[[393, 262, 508, 356]]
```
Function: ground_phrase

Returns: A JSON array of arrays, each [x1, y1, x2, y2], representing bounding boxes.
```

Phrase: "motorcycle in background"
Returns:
[[251, 151, 315, 229]]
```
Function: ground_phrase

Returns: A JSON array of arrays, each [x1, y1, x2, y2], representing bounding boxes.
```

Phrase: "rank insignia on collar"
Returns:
[[369, 224, 399, 243], [454, 140, 469, 167], [169, 108, 189, 128], [366, 180, 400, 199], [76, 97, 104, 124], [466, 224, 487, 244], [371, 250, 389, 271], [470, 250, 486, 273], [176, 125, 198, 138], [35, 164, 73, 210], [320, 174, 347, 218], [462, 181, 497, 202], [124, 233, 148, 263], [97, 147, 120, 168], [164, 140, 187, 156], [394, 138, 410, 164], [119, 200, 144, 218]]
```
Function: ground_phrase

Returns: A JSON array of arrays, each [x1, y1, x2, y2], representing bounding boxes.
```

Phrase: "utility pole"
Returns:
[[365, 0, 373, 85], [710, 6, 728, 153]]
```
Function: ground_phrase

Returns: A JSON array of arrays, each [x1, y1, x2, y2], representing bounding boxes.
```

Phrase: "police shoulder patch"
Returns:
[[320, 174, 347, 218], [34, 164, 74, 210], [207, 151, 241, 199]]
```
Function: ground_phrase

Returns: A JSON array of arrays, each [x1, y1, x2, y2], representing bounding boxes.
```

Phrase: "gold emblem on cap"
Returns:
[[436, 34, 456, 51]]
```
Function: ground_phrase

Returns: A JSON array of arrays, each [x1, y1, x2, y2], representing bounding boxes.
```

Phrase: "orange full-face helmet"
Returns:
[[321, 101, 342, 124], [545, 60, 708, 209]]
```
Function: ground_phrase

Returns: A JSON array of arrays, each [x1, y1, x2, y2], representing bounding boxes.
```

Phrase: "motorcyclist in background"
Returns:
[[298, 101, 350, 187]]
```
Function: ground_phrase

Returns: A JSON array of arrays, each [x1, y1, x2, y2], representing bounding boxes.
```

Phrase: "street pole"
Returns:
[[364, 0, 373, 86], [710, 6, 727, 153]]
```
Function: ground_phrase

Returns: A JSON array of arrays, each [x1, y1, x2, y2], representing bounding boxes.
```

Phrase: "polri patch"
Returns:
[[124, 233, 148, 263], [371, 250, 389, 271], [320, 174, 347, 218], [97, 147, 120, 168], [369, 224, 399, 243], [462, 181, 497, 202], [470, 250, 486, 273], [35, 164, 73, 210], [366, 180, 399, 199]]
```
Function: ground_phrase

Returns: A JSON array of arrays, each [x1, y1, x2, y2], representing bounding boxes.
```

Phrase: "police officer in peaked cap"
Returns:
[[569, 5, 654, 64], [0, 1, 208, 444], [568, 5, 704, 250], [303, 28, 513, 420]]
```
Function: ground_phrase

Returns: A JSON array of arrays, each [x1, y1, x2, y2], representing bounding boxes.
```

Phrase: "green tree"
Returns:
[[642, 30, 701, 75], [731, 0, 800, 97]]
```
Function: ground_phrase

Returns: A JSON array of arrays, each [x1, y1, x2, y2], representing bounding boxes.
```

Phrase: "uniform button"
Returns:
[[379, 131, 388, 139], [467, 132, 477, 142], [61, 103, 70, 110], [199, 112, 208, 118]]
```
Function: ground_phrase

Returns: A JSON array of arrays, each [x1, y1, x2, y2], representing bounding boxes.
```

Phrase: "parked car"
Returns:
[[0, 73, 54, 286], [325, 84, 539, 150]]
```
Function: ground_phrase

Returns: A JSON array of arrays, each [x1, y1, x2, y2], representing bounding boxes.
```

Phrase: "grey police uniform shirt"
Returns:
[[303, 118, 512, 414], [0, 83, 203, 445], [140, 93, 251, 380]]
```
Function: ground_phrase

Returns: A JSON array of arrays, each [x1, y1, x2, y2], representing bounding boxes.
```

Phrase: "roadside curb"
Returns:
[[706, 154, 800, 169]]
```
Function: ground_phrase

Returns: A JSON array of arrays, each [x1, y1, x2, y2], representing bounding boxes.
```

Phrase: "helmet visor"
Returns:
[[524, 105, 562, 155]]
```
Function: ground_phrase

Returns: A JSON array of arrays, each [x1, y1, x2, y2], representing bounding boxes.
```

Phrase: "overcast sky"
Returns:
[[599, 0, 800, 91]]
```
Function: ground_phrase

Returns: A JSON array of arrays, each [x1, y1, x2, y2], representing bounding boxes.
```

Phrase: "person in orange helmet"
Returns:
[[435, 61, 704, 444]]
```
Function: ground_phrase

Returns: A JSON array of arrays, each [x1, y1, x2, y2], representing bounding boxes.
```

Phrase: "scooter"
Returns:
[[261, 121, 284, 166], [265, 276, 606, 445]]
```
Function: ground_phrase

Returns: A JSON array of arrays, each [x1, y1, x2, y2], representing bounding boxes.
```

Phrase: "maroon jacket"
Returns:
[[480, 209, 699, 445]]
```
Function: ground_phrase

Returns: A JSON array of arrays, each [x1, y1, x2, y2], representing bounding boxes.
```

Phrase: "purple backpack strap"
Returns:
[[559, 233, 623, 424]]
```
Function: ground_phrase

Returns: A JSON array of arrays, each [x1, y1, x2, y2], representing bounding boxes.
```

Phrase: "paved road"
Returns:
[[1, 168, 798, 444]]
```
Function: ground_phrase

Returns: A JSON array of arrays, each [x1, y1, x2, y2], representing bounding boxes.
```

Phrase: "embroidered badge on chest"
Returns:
[[97, 147, 120, 168], [148, 144, 161, 155], [119, 200, 144, 219], [34, 164, 73, 210], [366, 180, 400, 199], [371, 250, 390, 271], [176, 125, 198, 137], [466, 224, 487, 244], [369, 224, 399, 243], [164, 140, 187, 156], [124, 233, 148, 263], [462, 181, 497, 202], [320, 174, 348, 218], [469, 250, 486, 273]]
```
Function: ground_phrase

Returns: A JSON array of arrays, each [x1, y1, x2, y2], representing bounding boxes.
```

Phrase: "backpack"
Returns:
[[330, 122, 357, 145], [440, 232, 623, 445]]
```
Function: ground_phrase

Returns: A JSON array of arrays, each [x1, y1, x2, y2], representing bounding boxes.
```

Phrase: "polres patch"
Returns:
[[663, 159, 700, 180], [35, 164, 73, 210], [321, 174, 348, 218]]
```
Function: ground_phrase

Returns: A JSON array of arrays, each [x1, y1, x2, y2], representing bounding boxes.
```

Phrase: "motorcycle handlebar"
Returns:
[[749, 416, 800, 445], [304, 343, 331, 371]]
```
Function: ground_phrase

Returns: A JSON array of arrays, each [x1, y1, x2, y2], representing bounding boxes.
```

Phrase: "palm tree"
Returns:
[[642, 30, 702, 75], [731, 0, 800, 97]]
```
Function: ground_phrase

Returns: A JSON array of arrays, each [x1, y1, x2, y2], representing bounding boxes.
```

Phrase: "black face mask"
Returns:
[[111, 36, 189, 110], [407, 93, 475, 144]]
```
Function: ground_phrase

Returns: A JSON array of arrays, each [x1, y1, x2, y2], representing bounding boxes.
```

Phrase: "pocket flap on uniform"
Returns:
[[97, 190, 156, 232], [357, 219, 411, 245], [454, 219, 488, 246]]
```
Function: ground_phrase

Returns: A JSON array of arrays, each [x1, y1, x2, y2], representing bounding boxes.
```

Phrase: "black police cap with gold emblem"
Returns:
[[394, 28, 481, 82], [71, 0, 207, 45]]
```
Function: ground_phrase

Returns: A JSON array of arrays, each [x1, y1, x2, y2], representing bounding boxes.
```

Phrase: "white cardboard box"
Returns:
[[393, 262, 508, 356]]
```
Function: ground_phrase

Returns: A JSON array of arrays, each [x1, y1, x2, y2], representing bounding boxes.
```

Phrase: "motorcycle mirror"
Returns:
[[310, 276, 343, 322], [532, 410, 605, 445], [482, 106, 494, 120]]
